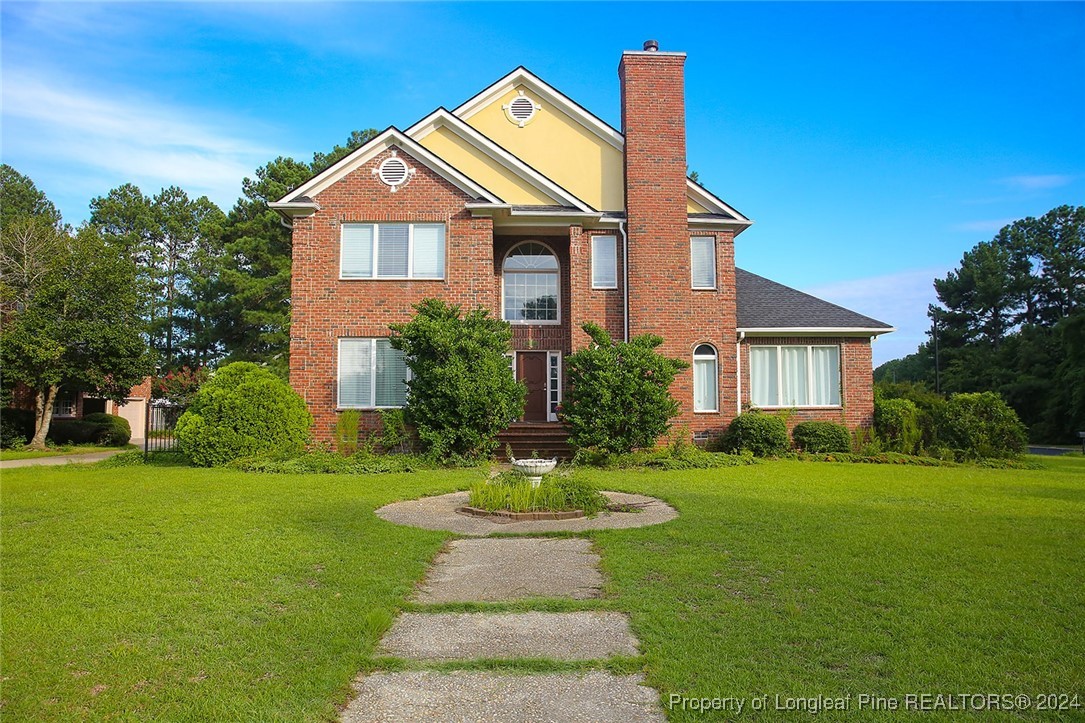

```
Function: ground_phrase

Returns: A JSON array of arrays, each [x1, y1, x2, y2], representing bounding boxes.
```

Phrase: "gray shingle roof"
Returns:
[[736, 268, 893, 330]]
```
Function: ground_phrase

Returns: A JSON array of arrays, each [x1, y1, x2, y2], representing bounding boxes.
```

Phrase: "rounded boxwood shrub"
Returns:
[[82, 413, 131, 445], [176, 362, 312, 467], [874, 397, 922, 454], [934, 391, 1027, 460], [719, 410, 788, 457], [792, 420, 851, 454]]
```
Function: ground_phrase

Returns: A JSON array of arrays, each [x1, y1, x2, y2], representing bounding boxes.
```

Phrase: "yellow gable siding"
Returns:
[[687, 197, 711, 214], [416, 126, 556, 205], [464, 86, 626, 211]]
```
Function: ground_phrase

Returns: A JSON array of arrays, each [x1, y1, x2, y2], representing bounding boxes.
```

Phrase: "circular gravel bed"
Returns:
[[375, 491, 677, 536]]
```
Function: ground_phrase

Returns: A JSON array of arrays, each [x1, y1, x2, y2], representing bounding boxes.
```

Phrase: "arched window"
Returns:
[[503, 242, 559, 323], [693, 343, 718, 412]]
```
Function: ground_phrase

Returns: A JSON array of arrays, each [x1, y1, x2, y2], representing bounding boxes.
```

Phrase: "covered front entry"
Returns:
[[517, 352, 549, 422]]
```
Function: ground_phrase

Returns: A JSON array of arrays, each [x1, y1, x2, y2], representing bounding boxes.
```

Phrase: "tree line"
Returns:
[[875, 205, 1084, 443], [0, 130, 376, 446]]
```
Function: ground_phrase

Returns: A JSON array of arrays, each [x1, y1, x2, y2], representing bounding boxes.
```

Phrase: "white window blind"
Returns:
[[412, 224, 445, 278], [338, 338, 408, 408], [377, 224, 409, 277], [340, 223, 445, 279], [340, 225, 373, 279], [693, 345, 718, 412], [691, 236, 716, 289], [750, 347, 778, 407], [749, 345, 841, 407], [591, 235, 617, 288], [338, 339, 374, 407]]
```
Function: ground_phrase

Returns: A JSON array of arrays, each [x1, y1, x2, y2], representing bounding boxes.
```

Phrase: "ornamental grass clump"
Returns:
[[469, 471, 607, 515]]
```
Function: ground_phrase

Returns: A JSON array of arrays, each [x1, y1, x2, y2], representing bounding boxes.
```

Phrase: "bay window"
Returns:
[[750, 344, 841, 407]]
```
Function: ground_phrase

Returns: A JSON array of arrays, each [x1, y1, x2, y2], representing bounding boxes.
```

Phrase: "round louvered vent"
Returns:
[[503, 91, 539, 127], [377, 157, 409, 187]]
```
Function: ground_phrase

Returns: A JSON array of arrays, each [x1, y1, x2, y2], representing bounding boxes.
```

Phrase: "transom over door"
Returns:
[[517, 352, 548, 422]]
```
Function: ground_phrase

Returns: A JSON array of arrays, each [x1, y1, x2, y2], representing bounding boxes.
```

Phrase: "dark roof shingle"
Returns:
[[735, 268, 893, 330]]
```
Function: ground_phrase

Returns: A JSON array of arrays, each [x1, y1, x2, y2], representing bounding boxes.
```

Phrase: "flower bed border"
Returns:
[[456, 506, 585, 523]]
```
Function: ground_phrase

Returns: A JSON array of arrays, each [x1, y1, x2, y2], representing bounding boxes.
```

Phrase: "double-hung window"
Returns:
[[750, 345, 841, 407], [690, 236, 716, 289], [591, 235, 617, 289], [340, 223, 445, 279], [338, 338, 409, 408]]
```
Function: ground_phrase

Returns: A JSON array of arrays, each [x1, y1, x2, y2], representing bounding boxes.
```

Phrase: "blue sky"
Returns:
[[3, 2, 1083, 365]]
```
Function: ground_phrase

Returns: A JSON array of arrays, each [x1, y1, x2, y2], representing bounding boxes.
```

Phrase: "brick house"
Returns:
[[273, 41, 893, 449]]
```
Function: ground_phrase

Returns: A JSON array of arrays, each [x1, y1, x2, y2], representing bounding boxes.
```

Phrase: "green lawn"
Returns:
[[0, 444, 133, 461], [2, 458, 1082, 721]]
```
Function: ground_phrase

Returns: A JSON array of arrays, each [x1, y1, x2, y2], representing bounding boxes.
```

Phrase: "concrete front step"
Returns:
[[342, 670, 664, 723], [378, 611, 638, 661], [414, 538, 603, 603]]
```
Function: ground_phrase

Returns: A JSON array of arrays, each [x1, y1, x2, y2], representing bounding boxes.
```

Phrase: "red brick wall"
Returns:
[[738, 337, 875, 430], [619, 49, 738, 439], [289, 146, 496, 443]]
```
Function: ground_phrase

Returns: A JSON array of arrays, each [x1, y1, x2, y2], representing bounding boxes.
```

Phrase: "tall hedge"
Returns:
[[934, 391, 1028, 460], [561, 323, 688, 454], [874, 397, 923, 454], [389, 299, 524, 461], [176, 362, 312, 467]]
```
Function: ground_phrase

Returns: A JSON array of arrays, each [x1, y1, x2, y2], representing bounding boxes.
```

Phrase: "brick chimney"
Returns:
[[619, 40, 688, 339]]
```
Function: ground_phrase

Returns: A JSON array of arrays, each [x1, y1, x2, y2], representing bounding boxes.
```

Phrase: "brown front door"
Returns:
[[517, 352, 548, 422]]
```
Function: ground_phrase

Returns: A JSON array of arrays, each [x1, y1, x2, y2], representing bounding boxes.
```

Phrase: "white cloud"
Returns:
[[2, 69, 280, 218], [1000, 174, 1076, 191], [807, 268, 946, 366]]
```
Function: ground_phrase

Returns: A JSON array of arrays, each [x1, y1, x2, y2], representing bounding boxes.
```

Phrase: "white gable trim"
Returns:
[[406, 109, 594, 212], [273, 127, 502, 206], [739, 327, 896, 337], [687, 180, 752, 224], [453, 67, 625, 150], [453, 67, 751, 227]]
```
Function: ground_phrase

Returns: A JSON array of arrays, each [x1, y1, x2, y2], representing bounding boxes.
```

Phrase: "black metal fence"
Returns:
[[144, 402, 187, 455]]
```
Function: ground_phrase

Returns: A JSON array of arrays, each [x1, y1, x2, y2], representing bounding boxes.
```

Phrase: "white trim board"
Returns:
[[273, 128, 501, 208]]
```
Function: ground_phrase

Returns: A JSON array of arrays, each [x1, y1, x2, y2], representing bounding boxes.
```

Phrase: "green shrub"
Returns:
[[389, 299, 525, 462], [934, 391, 1028, 460], [228, 450, 433, 474], [1, 408, 34, 448], [791, 421, 851, 453], [468, 471, 608, 515], [378, 408, 411, 453], [873, 397, 922, 454], [176, 362, 312, 467], [48, 416, 128, 446], [335, 409, 361, 456], [875, 381, 944, 450], [561, 323, 688, 454], [574, 444, 756, 470], [82, 413, 131, 445], [718, 411, 788, 457]]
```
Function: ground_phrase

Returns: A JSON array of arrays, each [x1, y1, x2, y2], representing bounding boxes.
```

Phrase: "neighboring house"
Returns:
[[10, 378, 152, 442], [273, 41, 893, 447]]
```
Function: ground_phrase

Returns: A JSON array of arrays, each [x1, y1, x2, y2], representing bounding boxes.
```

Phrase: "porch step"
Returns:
[[496, 423, 573, 461]]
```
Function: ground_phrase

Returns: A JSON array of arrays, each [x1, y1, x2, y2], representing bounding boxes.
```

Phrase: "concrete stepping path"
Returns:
[[379, 611, 639, 661], [344, 526, 665, 720], [414, 538, 603, 603], [342, 670, 664, 723]]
